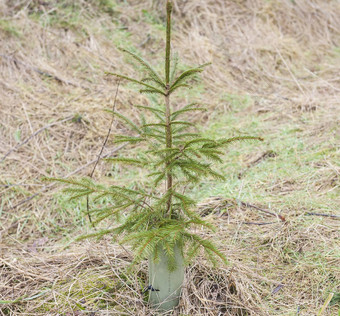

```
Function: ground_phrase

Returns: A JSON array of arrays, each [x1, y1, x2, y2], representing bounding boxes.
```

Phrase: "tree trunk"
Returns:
[[148, 244, 184, 311]]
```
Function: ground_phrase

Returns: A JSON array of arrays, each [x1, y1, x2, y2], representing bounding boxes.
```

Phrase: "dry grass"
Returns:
[[0, 0, 339, 315]]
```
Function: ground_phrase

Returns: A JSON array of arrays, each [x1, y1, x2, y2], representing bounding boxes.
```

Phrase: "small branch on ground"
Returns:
[[1, 144, 127, 215], [241, 221, 277, 226], [236, 199, 286, 222], [0, 54, 85, 88], [1, 116, 74, 163], [0, 257, 54, 282], [306, 212, 340, 219], [238, 150, 277, 179]]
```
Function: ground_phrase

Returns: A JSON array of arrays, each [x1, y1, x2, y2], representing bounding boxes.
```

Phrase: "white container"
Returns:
[[148, 244, 185, 311]]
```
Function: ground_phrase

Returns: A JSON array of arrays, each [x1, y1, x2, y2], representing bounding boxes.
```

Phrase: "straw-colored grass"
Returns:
[[0, 0, 339, 315]]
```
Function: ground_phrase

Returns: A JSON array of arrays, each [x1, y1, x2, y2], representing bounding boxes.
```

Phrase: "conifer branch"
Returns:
[[114, 135, 146, 144], [171, 106, 206, 120], [170, 121, 195, 127], [182, 232, 228, 266], [169, 84, 191, 94], [105, 110, 142, 134], [134, 105, 165, 115], [141, 77, 165, 89], [118, 48, 165, 88], [170, 68, 203, 91], [198, 62, 212, 69], [140, 89, 163, 95], [173, 132, 200, 140], [142, 123, 167, 128], [105, 72, 166, 95], [170, 53, 179, 84], [219, 135, 264, 145], [105, 157, 148, 166]]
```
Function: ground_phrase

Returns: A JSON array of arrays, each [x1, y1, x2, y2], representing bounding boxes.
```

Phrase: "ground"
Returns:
[[0, 0, 339, 315]]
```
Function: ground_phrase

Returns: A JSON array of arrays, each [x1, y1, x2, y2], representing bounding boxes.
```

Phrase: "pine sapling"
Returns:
[[47, 0, 263, 311]]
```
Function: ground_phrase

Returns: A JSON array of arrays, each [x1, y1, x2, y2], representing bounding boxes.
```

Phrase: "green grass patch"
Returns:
[[0, 19, 22, 37]]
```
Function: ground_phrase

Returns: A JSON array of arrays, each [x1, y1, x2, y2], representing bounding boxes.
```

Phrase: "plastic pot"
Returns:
[[148, 244, 184, 311]]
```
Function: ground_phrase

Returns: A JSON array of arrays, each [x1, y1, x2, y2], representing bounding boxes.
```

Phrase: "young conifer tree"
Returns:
[[49, 0, 262, 311]]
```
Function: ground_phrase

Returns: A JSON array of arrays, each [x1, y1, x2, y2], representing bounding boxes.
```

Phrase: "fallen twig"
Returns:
[[0, 54, 83, 88], [241, 221, 277, 226], [238, 150, 277, 179], [236, 200, 286, 222], [1, 116, 74, 163], [1, 144, 127, 214], [0, 257, 54, 282], [306, 212, 340, 219], [271, 284, 285, 295]]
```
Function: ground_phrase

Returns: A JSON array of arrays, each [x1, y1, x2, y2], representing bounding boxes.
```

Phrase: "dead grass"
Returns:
[[0, 0, 339, 315]]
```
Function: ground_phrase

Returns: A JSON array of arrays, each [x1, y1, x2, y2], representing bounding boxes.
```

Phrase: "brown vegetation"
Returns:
[[0, 0, 339, 315]]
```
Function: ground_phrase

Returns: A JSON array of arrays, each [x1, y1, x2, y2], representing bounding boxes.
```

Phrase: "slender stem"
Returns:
[[87, 81, 121, 226], [165, 0, 173, 217], [165, 92, 172, 217], [165, 0, 172, 85]]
